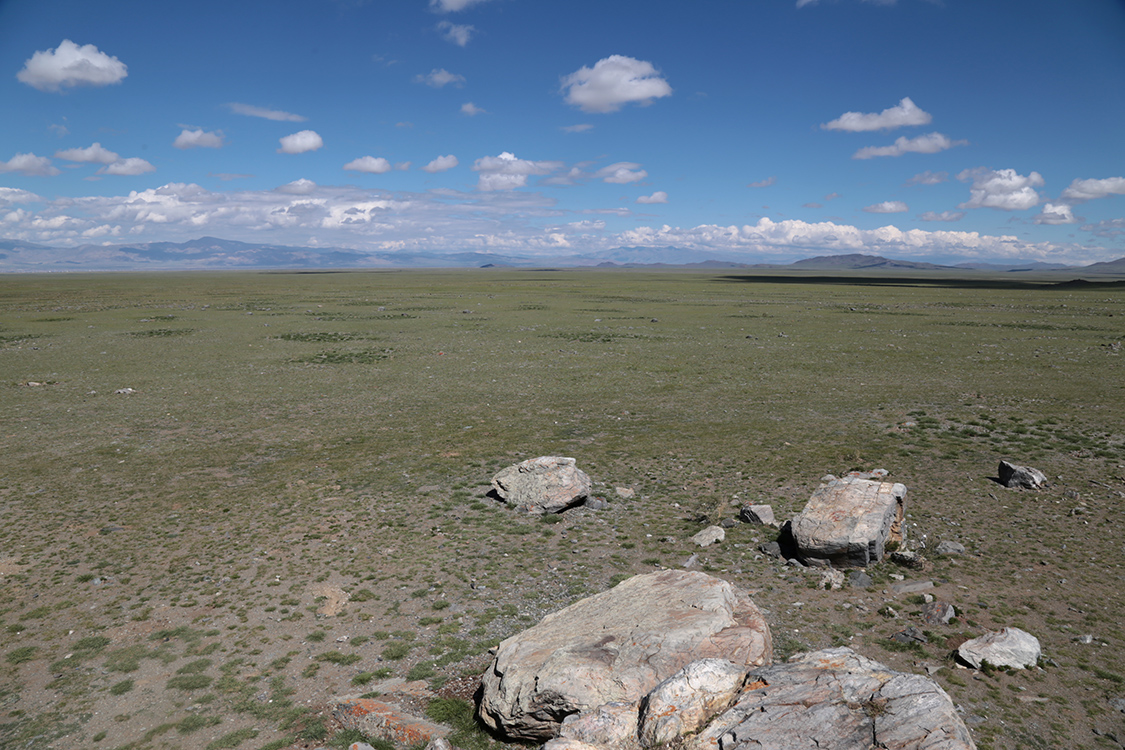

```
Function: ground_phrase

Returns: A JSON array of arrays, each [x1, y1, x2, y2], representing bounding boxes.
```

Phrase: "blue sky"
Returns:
[[1, 0, 1124, 265]]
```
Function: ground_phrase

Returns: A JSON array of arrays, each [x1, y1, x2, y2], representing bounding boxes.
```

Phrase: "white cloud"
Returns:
[[430, 0, 493, 11], [748, 176, 777, 188], [344, 156, 392, 174], [863, 200, 908, 213], [461, 102, 486, 116], [0, 187, 40, 206], [958, 168, 1043, 211], [415, 69, 465, 88], [562, 124, 594, 133], [422, 155, 459, 173], [438, 21, 474, 46], [1059, 177, 1125, 203], [55, 142, 119, 163], [822, 97, 932, 132], [276, 179, 317, 195], [49, 122, 69, 137], [395, 162, 411, 171], [919, 211, 966, 222], [98, 158, 155, 176], [227, 103, 307, 122], [853, 132, 967, 159], [1033, 203, 1080, 225], [561, 55, 672, 113], [0, 153, 61, 176], [278, 130, 323, 154], [1081, 219, 1125, 239], [596, 162, 647, 184], [17, 40, 127, 92], [825, 192, 841, 201], [173, 129, 225, 149], [472, 151, 562, 191], [906, 170, 948, 186], [637, 191, 668, 204]]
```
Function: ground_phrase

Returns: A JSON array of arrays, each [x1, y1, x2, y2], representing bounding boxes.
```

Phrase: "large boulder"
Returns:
[[491, 456, 592, 514], [543, 648, 976, 750], [957, 627, 1041, 670], [476, 571, 772, 742], [791, 476, 906, 567], [998, 460, 1047, 490]]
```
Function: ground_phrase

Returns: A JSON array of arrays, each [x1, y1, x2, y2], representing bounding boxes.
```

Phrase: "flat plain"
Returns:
[[1, 269, 1123, 750]]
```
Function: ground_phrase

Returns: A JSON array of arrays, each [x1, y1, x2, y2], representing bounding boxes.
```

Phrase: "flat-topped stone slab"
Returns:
[[791, 476, 906, 567]]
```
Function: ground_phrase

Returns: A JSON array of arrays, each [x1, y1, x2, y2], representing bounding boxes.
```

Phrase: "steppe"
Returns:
[[1, 268, 1122, 750]]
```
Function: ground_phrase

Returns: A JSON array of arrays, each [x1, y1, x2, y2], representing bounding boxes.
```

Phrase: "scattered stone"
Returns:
[[818, 569, 845, 590], [1110, 697, 1125, 713], [584, 497, 608, 511], [683, 553, 699, 569], [889, 580, 934, 596], [843, 468, 890, 480], [738, 504, 776, 527], [957, 627, 1041, 670], [935, 541, 965, 556], [114, 387, 136, 395], [920, 601, 956, 625], [847, 570, 873, 589], [791, 476, 906, 567], [890, 550, 927, 570], [999, 460, 1048, 490], [891, 626, 928, 645], [1072, 634, 1094, 644], [720, 517, 738, 529], [476, 571, 772, 742], [615, 487, 636, 499], [758, 541, 782, 559], [311, 585, 350, 617], [691, 526, 725, 547], [491, 456, 592, 514], [334, 698, 449, 747]]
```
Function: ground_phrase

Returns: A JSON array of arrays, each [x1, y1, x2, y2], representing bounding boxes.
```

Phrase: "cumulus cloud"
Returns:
[[173, 129, 225, 149], [278, 130, 323, 154], [461, 102, 486, 116], [227, 103, 307, 122], [822, 97, 932, 132], [958, 168, 1043, 211], [0, 153, 61, 176], [561, 55, 672, 113], [1059, 176, 1125, 203], [562, 124, 594, 133], [422, 155, 459, 173], [906, 170, 948, 186], [919, 211, 965, 222], [748, 176, 777, 188], [438, 21, 474, 46], [637, 191, 668, 204], [344, 156, 392, 174], [1033, 203, 1080, 225], [596, 162, 647, 184], [0, 187, 40, 206], [1081, 219, 1125, 239], [98, 158, 155, 176], [472, 151, 562, 191], [430, 0, 492, 11], [55, 142, 119, 163], [853, 132, 967, 159], [864, 200, 908, 213], [17, 40, 127, 92], [276, 178, 317, 195], [415, 69, 465, 88]]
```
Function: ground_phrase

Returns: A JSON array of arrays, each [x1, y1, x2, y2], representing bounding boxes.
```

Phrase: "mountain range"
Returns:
[[1, 237, 1123, 275]]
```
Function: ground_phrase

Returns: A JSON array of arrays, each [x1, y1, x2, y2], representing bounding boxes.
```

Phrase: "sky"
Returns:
[[1, 0, 1124, 266]]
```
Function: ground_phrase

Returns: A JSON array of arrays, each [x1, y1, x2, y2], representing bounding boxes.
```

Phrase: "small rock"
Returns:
[[758, 541, 782, 559], [491, 456, 592, 514], [720, 517, 738, 529], [691, 526, 725, 547], [889, 580, 934, 596], [889, 550, 927, 570], [682, 553, 699, 569], [584, 497, 608, 511], [847, 570, 873, 589], [615, 487, 635, 499], [957, 627, 1041, 670], [999, 460, 1048, 490], [114, 387, 136, 395], [935, 540, 965, 556], [1072, 634, 1094, 644], [818, 569, 844, 590], [739, 504, 776, 527], [891, 626, 928, 645], [920, 600, 956, 625], [350, 743, 377, 750]]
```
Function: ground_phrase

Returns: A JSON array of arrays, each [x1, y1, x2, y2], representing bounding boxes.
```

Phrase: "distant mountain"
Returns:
[[789, 254, 951, 270], [1076, 256, 1125, 274], [954, 261, 1071, 271]]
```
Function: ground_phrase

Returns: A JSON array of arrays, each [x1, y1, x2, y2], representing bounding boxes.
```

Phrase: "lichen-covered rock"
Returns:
[[476, 571, 772, 742], [491, 456, 592, 514], [638, 659, 748, 747], [957, 627, 1041, 670], [791, 476, 906, 567], [558, 701, 640, 750]]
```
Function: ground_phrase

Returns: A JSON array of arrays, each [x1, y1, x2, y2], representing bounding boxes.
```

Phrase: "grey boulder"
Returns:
[[998, 460, 1048, 490], [738, 504, 776, 527], [476, 571, 772, 742], [957, 627, 1041, 670], [491, 456, 592, 514], [791, 476, 906, 567]]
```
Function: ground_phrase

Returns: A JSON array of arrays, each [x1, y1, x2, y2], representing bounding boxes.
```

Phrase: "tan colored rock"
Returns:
[[477, 571, 772, 742], [638, 659, 748, 747], [334, 698, 448, 747], [791, 476, 906, 567], [491, 456, 592, 514], [558, 701, 640, 750]]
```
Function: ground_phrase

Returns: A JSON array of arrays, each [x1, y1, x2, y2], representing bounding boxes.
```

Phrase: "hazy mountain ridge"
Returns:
[[0, 236, 1122, 274]]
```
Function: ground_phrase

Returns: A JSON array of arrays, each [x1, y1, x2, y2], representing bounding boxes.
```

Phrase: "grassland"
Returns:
[[0, 268, 1123, 750]]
